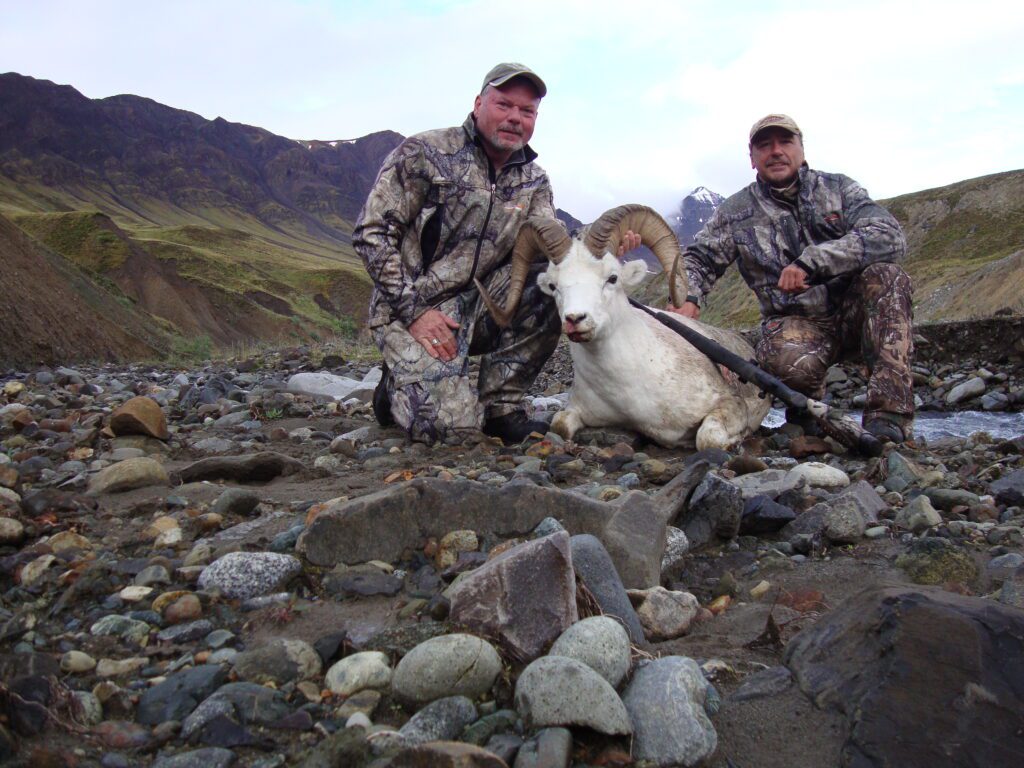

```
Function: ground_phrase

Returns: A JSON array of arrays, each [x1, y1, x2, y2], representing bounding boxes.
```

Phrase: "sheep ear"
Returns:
[[620, 259, 648, 287], [537, 267, 557, 296]]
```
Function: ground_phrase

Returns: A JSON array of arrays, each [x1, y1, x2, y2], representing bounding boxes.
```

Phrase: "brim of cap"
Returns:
[[487, 72, 547, 97], [750, 123, 801, 142]]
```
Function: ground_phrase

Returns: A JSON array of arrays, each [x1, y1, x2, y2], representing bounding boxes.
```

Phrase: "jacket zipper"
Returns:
[[468, 176, 497, 286]]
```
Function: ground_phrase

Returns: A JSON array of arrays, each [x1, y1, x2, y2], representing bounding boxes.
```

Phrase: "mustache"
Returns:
[[497, 124, 524, 136]]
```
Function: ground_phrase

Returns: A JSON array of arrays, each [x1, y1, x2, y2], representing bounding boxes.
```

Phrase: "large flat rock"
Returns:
[[784, 584, 1024, 767], [297, 478, 671, 588]]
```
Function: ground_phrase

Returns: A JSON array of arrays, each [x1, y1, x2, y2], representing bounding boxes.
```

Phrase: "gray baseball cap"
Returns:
[[480, 62, 547, 97], [749, 114, 802, 144]]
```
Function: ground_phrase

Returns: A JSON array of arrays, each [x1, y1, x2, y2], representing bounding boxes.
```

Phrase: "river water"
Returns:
[[763, 409, 1024, 442]]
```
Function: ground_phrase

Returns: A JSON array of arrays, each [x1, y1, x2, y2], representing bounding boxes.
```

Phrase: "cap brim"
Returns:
[[487, 72, 546, 97]]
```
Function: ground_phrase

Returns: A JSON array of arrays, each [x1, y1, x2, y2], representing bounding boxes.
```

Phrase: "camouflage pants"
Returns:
[[372, 260, 560, 445], [755, 262, 914, 426]]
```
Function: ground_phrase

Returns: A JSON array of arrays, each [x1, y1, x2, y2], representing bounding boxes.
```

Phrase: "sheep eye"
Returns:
[[607, 275, 619, 285], [547, 283, 557, 292]]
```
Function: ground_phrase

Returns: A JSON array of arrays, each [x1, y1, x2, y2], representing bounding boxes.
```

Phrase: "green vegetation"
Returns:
[[12, 211, 131, 271], [169, 333, 213, 364]]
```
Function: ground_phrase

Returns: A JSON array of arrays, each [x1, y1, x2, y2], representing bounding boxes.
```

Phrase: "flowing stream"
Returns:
[[763, 409, 1024, 442]]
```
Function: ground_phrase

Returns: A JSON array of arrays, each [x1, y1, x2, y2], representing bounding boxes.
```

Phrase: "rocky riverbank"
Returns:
[[1, 340, 1023, 767]]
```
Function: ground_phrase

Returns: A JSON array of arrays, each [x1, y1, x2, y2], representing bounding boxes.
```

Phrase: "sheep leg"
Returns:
[[551, 409, 585, 442], [695, 405, 749, 451]]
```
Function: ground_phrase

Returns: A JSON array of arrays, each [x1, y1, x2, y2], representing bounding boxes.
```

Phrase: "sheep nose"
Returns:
[[565, 312, 587, 325]]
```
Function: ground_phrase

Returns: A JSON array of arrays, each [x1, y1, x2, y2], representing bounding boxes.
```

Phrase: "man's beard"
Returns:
[[486, 124, 525, 153]]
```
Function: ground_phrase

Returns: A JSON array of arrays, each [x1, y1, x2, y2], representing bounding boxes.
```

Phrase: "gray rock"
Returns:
[[197, 552, 302, 600], [391, 633, 502, 706], [923, 487, 981, 511], [211, 488, 260, 517], [137, 665, 228, 725], [514, 655, 632, 735], [151, 748, 236, 768], [398, 695, 477, 746], [232, 638, 321, 685], [157, 620, 214, 644], [91, 615, 151, 645], [728, 468, 801, 500], [824, 496, 867, 544], [740, 495, 797, 534], [946, 376, 986, 405], [836, 480, 889, 523], [895, 496, 942, 533], [548, 616, 632, 688], [787, 462, 850, 490], [172, 452, 304, 484], [448, 531, 577, 663], [325, 651, 392, 696], [729, 665, 793, 702], [570, 534, 646, 645], [661, 526, 690, 574], [87, 457, 169, 495], [513, 727, 572, 768], [991, 469, 1024, 507], [678, 473, 742, 548], [621, 656, 716, 767], [287, 372, 362, 400], [297, 477, 669, 589], [884, 452, 925, 494], [785, 584, 1024, 768], [181, 682, 291, 740]]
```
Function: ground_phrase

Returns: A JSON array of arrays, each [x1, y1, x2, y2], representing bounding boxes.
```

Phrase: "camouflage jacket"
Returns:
[[354, 115, 557, 328], [683, 166, 906, 318]]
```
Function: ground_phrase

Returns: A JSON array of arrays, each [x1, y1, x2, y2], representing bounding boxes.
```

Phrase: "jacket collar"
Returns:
[[755, 162, 810, 198], [462, 114, 538, 168]]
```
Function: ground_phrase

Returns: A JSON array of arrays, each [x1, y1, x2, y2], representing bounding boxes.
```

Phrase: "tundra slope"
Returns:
[[479, 205, 770, 450]]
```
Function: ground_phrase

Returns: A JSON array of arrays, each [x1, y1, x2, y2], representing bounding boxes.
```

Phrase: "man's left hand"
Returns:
[[778, 264, 809, 293], [617, 230, 641, 257]]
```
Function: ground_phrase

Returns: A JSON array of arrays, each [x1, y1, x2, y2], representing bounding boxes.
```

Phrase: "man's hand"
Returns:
[[778, 264, 809, 293], [668, 301, 700, 320], [617, 230, 641, 257], [408, 309, 460, 361]]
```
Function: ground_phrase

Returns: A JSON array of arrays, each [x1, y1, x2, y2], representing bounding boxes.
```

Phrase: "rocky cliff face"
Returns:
[[669, 186, 724, 245]]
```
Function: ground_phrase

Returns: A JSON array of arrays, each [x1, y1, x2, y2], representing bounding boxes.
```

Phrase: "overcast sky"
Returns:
[[3, 0, 1023, 221]]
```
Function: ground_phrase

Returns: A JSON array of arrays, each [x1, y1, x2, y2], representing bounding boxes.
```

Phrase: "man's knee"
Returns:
[[756, 326, 831, 396], [390, 379, 483, 446], [859, 263, 913, 302]]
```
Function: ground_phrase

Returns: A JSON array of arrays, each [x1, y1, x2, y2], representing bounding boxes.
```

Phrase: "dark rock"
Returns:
[[151, 747, 237, 768], [740, 495, 797, 534], [785, 584, 1024, 768], [390, 742, 509, 768], [398, 696, 478, 745], [6, 675, 53, 735], [211, 488, 260, 517], [729, 665, 793, 702], [358, 622, 450, 656], [513, 727, 572, 768], [569, 534, 645, 645], [294, 724, 370, 768], [181, 683, 292, 741], [325, 570, 403, 598], [196, 713, 260, 748], [313, 632, 349, 666], [990, 469, 1024, 506], [678, 472, 743, 547], [448, 532, 577, 663], [896, 537, 979, 585], [172, 452, 304, 484], [137, 665, 228, 725], [298, 477, 669, 589]]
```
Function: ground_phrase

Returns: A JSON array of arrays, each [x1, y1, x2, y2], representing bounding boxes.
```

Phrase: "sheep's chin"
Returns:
[[567, 330, 593, 343]]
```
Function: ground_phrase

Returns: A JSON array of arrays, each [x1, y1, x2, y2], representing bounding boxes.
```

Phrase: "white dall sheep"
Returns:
[[477, 205, 770, 450]]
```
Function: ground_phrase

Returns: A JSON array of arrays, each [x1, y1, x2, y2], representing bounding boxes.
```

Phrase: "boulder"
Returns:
[[621, 656, 717, 767], [391, 634, 502, 706], [172, 452, 304, 484], [109, 396, 169, 440], [628, 587, 700, 641], [677, 473, 742, 548], [785, 584, 1024, 768], [569, 535, 646, 644], [87, 457, 169, 495], [197, 552, 302, 600], [514, 656, 632, 735], [448, 531, 577, 663], [297, 477, 669, 588], [548, 616, 632, 688]]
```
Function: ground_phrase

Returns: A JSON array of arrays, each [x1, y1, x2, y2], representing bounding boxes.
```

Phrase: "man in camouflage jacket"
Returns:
[[354, 63, 561, 445], [674, 114, 914, 442]]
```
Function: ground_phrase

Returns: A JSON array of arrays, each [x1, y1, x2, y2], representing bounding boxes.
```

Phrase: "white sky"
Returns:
[[2, 0, 1023, 222]]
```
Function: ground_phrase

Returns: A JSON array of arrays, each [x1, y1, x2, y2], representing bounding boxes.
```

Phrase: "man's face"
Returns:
[[473, 79, 540, 158], [749, 128, 805, 186]]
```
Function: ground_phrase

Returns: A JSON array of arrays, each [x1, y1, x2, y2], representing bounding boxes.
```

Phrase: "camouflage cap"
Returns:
[[749, 114, 802, 144], [480, 62, 547, 97]]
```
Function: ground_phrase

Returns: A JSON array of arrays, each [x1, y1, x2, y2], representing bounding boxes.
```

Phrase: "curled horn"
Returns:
[[475, 218, 571, 328], [583, 204, 688, 308]]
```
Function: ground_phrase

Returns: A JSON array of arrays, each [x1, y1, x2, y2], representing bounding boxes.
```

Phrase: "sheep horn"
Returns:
[[475, 218, 571, 329], [583, 204, 688, 308]]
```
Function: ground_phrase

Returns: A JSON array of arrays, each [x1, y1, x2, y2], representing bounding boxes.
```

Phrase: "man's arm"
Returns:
[[793, 176, 906, 282], [673, 209, 740, 317], [353, 139, 434, 327]]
